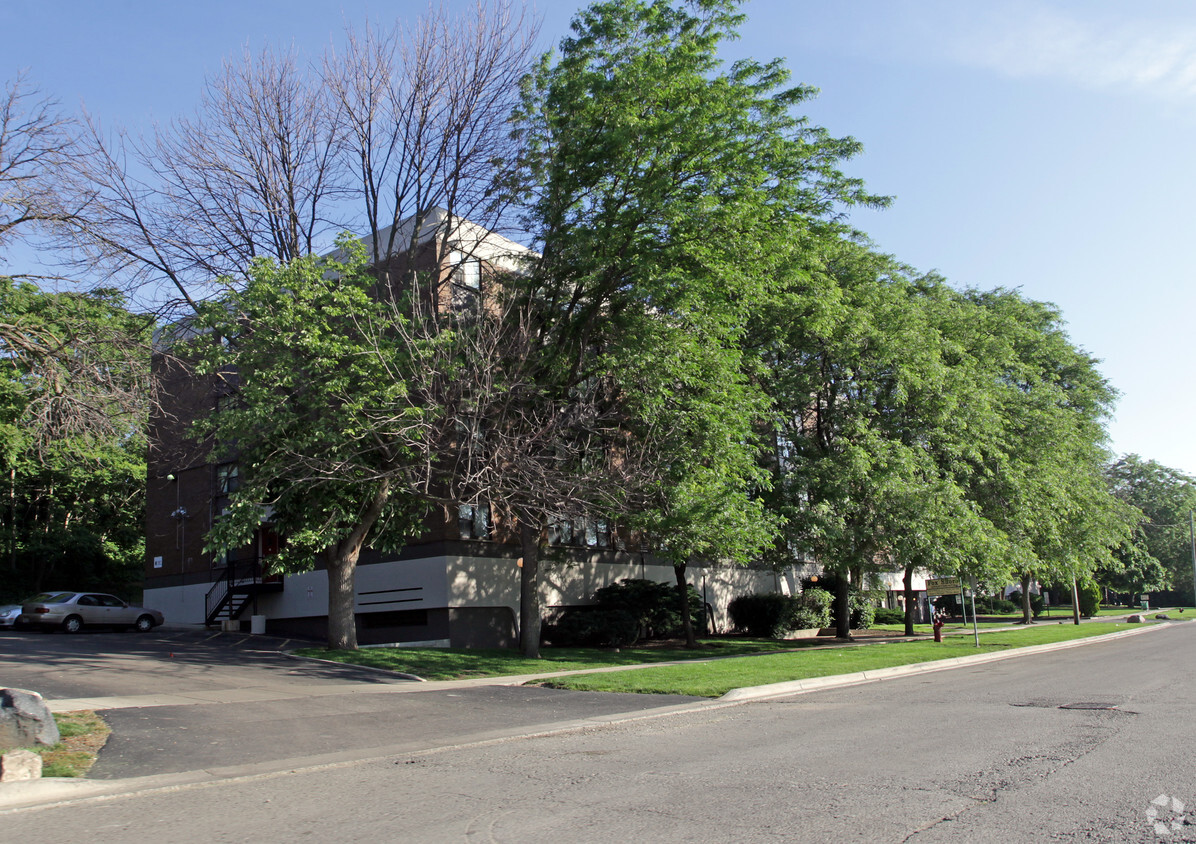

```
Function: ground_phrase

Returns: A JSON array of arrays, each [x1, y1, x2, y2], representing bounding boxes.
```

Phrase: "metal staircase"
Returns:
[[205, 560, 283, 627]]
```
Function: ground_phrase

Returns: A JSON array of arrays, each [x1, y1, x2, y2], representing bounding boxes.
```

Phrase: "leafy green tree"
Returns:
[[632, 382, 779, 648], [957, 289, 1130, 623], [501, 0, 880, 655], [0, 279, 150, 600], [760, 244, 997, 638], [1101, 454, 1196, 603], [193, 243, 433, 650]]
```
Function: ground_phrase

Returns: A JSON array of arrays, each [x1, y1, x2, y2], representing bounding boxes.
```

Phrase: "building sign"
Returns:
[[925, 576, 961, 597]]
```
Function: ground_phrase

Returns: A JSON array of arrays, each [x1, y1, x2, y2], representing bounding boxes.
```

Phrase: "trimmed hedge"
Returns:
[[873, 607, 905, 625], [546, 578, 705, 646], [593, 578, 704, 639], [727, 589, 831, 638], [794, 587, 833, 631], [549, 608, 639, 647]]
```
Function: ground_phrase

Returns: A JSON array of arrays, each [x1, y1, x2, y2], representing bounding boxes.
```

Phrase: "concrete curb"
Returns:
[[718, 622, 1166, 702]]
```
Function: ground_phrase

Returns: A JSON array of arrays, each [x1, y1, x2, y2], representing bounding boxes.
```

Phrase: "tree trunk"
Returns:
[[835, 575, 851, 639], [1020, 572, 1033, 624], [519, 520, 542, 659], [325, 479, 391, 650], [7, 466, 16, 573], [674, 563, 696, 649], [1071, 578, 1081, 625], [903, 564, 916, 637], [326, 547, 358, 650]]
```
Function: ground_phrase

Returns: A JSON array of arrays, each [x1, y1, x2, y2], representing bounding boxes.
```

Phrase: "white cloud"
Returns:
[[937, 3, 1196, 99]]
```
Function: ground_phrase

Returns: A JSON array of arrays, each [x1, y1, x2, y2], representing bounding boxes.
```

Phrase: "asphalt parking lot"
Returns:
[[0, 625, 405, 702], [0, 626, 701, 780]]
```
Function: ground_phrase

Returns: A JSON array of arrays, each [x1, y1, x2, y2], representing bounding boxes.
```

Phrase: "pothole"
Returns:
[[1058, 702, 1134, 713], [1010, 700, 1137, 714]]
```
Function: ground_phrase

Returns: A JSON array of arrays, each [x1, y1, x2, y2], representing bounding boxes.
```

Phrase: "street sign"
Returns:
[[925, 577, 962, 597]]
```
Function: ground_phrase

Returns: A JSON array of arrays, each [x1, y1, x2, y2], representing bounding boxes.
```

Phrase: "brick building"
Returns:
[[143, 211, 786, 646]]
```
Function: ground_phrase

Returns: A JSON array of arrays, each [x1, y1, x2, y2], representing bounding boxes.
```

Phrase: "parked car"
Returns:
[[17, 592, 164, 633], [0, 604, 21, 628]]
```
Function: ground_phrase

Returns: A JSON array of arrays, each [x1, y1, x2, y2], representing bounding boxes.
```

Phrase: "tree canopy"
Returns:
[[0, 279, 150, 601]]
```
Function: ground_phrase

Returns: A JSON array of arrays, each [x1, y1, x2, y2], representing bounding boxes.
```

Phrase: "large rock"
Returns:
[[0, 689, 60, 751], [0, 749, 42, 781], [1127, 614, 1147, 624]]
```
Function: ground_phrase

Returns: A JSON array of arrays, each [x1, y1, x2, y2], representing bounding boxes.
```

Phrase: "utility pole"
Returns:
[[1189, 510, 1195, 609]]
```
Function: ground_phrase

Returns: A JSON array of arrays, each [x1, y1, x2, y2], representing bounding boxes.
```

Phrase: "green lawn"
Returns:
[[296, 620, 1147, 692], [294, 637, 828, 681], [538, 622, 1141, 697], [1094, 606, 1189, 617], [870, 621, 1012, 634]]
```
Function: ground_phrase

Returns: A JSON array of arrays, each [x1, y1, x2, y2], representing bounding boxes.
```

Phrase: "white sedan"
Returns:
[[17, 592, 164, 633]]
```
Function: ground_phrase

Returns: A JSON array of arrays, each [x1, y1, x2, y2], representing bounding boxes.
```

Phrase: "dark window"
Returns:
[[216, 463, 240, 495], [549, 516, 612, 549], [548, 518, 573, 546], [458, 503, 490, 540]]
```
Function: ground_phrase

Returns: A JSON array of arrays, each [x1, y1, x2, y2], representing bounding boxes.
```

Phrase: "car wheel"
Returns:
[[62, 615, 84, 634], [135, 615, 155, 632]]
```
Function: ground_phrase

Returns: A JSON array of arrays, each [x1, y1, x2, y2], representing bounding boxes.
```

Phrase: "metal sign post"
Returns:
[[968, 575, 980, 647], [925, 576, 980, 647]]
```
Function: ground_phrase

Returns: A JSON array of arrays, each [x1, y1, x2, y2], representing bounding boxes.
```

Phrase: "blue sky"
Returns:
[[5, 0, 1195, 474]]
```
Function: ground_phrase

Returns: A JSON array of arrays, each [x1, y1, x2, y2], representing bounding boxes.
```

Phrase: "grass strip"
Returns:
[[537, 622, 1141, 697], [31, 710, 111, 777], [294, 637, 832, 681]]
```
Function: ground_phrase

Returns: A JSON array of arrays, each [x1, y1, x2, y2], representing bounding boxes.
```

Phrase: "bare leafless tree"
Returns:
[[363, 276, 659, 657], [326, 2, 538, 299], [0, 71, 79, 267], [62, 45, 343, 314], [0, 73, 153, 452], [59, 2, 537, 320]]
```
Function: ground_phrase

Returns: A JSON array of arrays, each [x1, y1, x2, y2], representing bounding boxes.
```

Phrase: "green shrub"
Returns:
[[983, 598, 1018, 615], [793, 588, 832, 630], [1009, 591, 1044, 618], [727, 589, 832, 637], [548, 608, 639, 647], [728, 593, 799, 638], [804, 574, 879, 629], [873, 608, 905, 625], [592, 578, 704, 639], [852, 593, 878, 629], [1078, 582, 1102, 618]]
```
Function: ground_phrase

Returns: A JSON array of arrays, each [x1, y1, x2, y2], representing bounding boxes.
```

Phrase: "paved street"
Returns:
[[3, 622, 1195, 841]]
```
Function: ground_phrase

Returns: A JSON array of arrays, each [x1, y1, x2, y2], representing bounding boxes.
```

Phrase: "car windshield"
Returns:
[[28, 593, 74, 603]]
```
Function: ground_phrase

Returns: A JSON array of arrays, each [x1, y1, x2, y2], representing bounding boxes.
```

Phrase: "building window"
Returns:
[[216, 462, 240, 495], [449, 250, 482, 310], [458, 502, 490, 540], [549, 516, 612, 549], [585, 517, 611, 549], [548, 518, 574, 546]]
